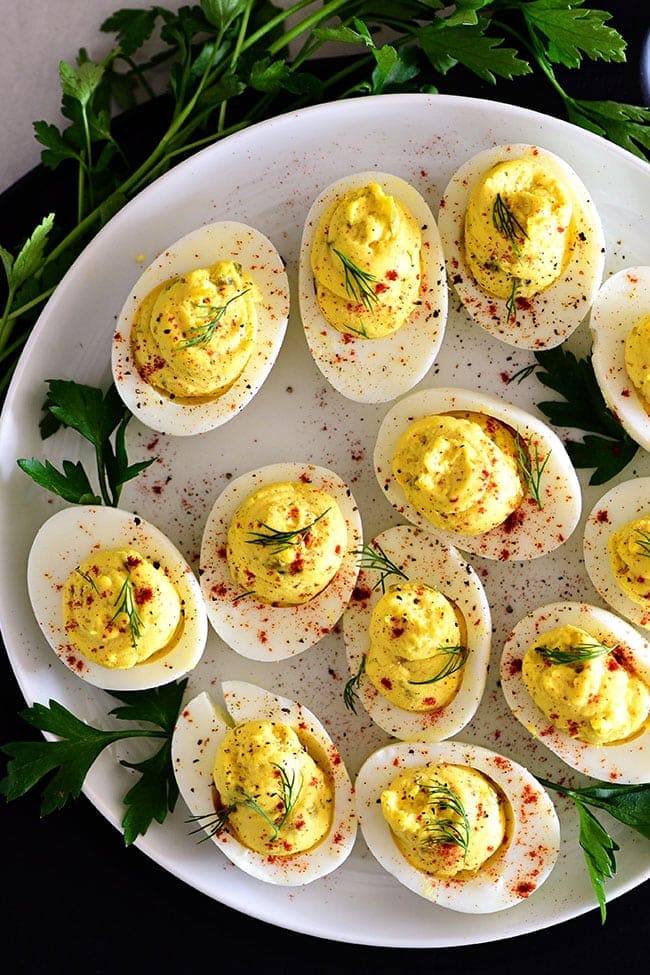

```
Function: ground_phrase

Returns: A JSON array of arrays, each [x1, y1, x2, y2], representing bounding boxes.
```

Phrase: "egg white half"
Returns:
[[199, 461, 362, 660], [500, 600, 650, 783], [374, 386, 581, 561], [26, 505, 207, 690], [583, 478, 650, 631], [589, 265, 650, 451], [298, 171, 448, 403], [438, 143, 605, 350], [171, 681, 357, 885], [355, 739, 560, 914], [342, 524, 491, 740], [111, 221, 290, 436]]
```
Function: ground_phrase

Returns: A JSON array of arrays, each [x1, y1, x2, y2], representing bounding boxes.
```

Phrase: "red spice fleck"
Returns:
[[508, 657, 523, 675], [374, 282, 389, 294], [596, 508, 610, 523], [351, 585, 371, 602], [258, 630, 268, 644], [385, 269, 398, 281], [135, 585, 154, 606], [217, 545, 227, 559], [621, 388, 631, 398], [147, 437, 159, 451], [380, 677, 393, 690], [515, 881, 535, 897], [333, 831, 344, 844], [392, 626, 405, 638], [211, 582, 228, 598]]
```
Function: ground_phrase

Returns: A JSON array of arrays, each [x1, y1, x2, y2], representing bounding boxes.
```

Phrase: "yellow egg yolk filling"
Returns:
[[212, 719, 334, 856], [608, 516, 650, 607], [624, 313, 650, 412], [131, 259, 259, 401], [310, 181, 423, 339], [226, 481, 348, 606], [392, 411, 524, 536], [464, 157, 574, 302], [522, 623, 650, 744], [365, 582, 467, 712], [381, 763, 508, 878], [62, 547, 183, 669]]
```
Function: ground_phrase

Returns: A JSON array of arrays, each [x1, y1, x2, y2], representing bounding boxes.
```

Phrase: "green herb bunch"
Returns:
[[1, 0, 647, 401]]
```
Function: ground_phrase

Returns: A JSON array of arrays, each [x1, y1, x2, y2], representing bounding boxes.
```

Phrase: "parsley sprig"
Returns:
[[17, 379, 155, 506], [0, 679, 187, 846]]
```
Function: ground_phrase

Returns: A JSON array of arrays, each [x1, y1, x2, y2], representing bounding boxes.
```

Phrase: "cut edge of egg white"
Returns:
[[199, 461, 362, 661], [298, 170, 448, 403], [499, 600, 650, 783], [355, 739, 560, 914], [111, 221, 290, 437], [26, 505, 207, 691], [589, 265, 650, 452], [373, 386, 582, 561], [583, 478, 650, 631], [437, 142, 606, 351], [171, 681, 357, 886], [342, 524, 491, 741]]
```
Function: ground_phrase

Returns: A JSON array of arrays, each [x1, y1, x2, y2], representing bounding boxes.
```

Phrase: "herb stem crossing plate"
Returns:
[[1, 94, 649, 948]]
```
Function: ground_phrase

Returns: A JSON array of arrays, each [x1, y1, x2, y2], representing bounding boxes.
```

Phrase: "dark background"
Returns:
[[1, 5, 649, 973]]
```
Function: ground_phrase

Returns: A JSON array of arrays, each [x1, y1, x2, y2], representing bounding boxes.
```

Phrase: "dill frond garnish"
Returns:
[[110, 574, 143, 647], [179, 288, 250, 348], [344, 655, 366, 714], [492, 193, 528, 255], [331, 247, 379, 311], [75, 566, 98, 592], [505, 275, 520, 324], [354, 541, 408, 593], [246, 508, 330, 554], [408, 644, 469, 685], [421, 781, 470, 856], [534, 639, 614, 665], [515, 433, 551, 509], [635, 529, 650, 558]]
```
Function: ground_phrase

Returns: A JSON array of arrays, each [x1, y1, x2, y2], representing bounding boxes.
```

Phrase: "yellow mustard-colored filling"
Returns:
[[365, 581, 466, 712], [131, 260, 259, 401], [62, 547, 183, 669], [464, 157, 575, 300], [522, 623, 650, 744], [624, 313, 650, 412], [310, 181, 422, 339], [392, 411, 524, 535], [381, 763, 508, 878], [226, 480, 348, 606], [608, 516, 650, 606], [212, 719, 334, 856]]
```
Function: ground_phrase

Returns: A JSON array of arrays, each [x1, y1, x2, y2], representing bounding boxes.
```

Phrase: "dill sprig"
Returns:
[[187, 803, 237, 842], [505, 275, 520, 324], [408, 644, 469, 685], [421, 781, 470, 856], [246, 508, 330, 554], [75, 566, 99, 592], [110, 574, 143, 648], [179, 288, 250, 348], [344, 655, 366, 714], [332, 247, 379, 311], [534, 639, 614, 665], [515, 433, 551, 509], [492, 193, 528, 255], [635, 529, 650, 558], [355, 541, 408, 593]]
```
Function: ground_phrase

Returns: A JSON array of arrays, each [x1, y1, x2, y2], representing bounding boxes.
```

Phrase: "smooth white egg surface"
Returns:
[[111, 221, 290, 436], [583, 477, 650, 630], [589, 265, 650, 451], [298, 171, 447, 403], [199, 462, 362, 660], [437, 143, 605, 350], [342, 524, 491, 740], [500, 600, 650, 783], [355, 739, 560, 914], [171, 681, 357, 885], [26, 505, 207, 690], [374, 386, 581, 561]]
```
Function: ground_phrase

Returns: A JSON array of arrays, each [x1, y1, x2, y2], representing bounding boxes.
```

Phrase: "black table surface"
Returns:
[[2, 6, 649, 973]]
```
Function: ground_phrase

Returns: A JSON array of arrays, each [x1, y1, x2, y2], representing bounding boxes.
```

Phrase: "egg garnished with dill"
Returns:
[[171, 680, 357, 885], [111, 221, 290, 436], [437, 143, 605, 350], [355, 739, 560, 913], [26, 505, 207, 690], [373, 386, 581, 561], [298, 171, 447, 402]]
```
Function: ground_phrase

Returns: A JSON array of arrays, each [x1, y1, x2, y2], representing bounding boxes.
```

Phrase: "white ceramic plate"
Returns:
[[1, 93, 649, 948]]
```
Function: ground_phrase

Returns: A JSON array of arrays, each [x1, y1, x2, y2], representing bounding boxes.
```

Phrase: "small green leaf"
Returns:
[[575, 802, 618, 923], [201, 0, 247, 32], [523, 0, 626, 69], [59, 59, 105, 108], [418, 22, 532, 83], [16, 457, 101, 504], [120, 741, 178, 845], [101, 8, 159, 57], [5, 214, 56, 292]]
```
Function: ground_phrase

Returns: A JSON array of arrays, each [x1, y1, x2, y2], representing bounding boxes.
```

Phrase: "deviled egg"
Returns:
[[438, 143, 605, 350], [199, 462, 362, 660], [584, 477, 650, 631], [342, 524, 491, 740], [374, 386, 581, 561], [500, 600, 650, 782], [171, 680, 357, 885], [355, 739, 560, 913], [26, 505, 207, 690], [111, 221, 290, 436], [298, 171, 447, 402], [589, 265, 650, 451]]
